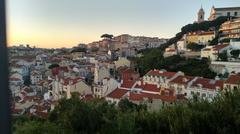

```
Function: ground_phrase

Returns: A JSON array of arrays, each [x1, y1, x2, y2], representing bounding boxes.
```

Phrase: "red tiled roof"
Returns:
[[135, 82, 160, 93], [35, 111, 48, 119], [62, 77, 83, 86], [213, 44, 229, 51], [23, 96, 37, 101], [129, 92, 160, 101], [129, 92, 176, 102], [225, 74, 240, 85], [169, 75, 194, 85], [122, 68, 136, 74], [9, 77, 21, 81], [160, 88, 175, 96], [12, 56, 35, 62], [12, 108, 24, 115], [107, 88, 128, 99], [191, 78, 223, 90], [203, 48, 211, 51], [146, 70, 176, 78], [82, 94, 94, 101], [121, 81, 135, 88]]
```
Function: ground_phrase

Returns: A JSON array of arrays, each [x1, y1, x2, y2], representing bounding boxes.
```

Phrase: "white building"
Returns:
[[52, 76, 92, 99], [210, 61, 240, 74], [209, 6, 240, 21], [114, 57, 131, 69], [30, 70, 43, 85], [219, 18, 240, 39], [185, 77, 223, 101], [94, 63, 110, 84], [229, 39, 240, 49], [143, 69, 183, 88], [201, 44, 230, 61], [93, 77, 119, 98], [224, 73, 240, 91]]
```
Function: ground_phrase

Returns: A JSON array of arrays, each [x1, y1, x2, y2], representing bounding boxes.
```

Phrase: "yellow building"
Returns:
[[186, 31, 215, 45], [219, 18, 240, 39]]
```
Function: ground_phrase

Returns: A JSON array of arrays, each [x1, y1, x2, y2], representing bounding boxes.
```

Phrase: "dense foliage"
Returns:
[[159, 16, 229, 50], [230, 49, 240, 58], [13, 90, 240, 134], [135, 17, 229, 78], [101, 34, 114, 39], [71, 47, 87, 53], [218, 51, 228, 61], [48, 64, 60, 69], [135, 53, 216, 78], [186, 43, 205, 51]]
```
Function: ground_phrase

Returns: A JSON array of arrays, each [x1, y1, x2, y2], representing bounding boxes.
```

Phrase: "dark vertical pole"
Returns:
[[0, 0, 10, 133]]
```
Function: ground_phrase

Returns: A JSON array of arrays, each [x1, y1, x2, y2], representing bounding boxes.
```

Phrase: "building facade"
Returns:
[[209, 6, 240, 21]]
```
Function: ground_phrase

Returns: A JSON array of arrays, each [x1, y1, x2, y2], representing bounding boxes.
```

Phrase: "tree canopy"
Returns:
[[134, 53, 216, 78], [159, 16, 229, 50], [230, 49, 240, 59], [101, 34, 114, 39], [186, 43, 205, 51], [48, 64, 60, 69], [71, 47, 87, 53], [13, 89, 240, 134]]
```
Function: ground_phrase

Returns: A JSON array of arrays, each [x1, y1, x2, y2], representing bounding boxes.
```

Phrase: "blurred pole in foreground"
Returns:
[[0, 0, 11, 133]]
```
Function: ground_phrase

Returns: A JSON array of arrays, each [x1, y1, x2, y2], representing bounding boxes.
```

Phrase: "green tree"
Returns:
[[101, 34, 114, 39], [71, 47, 87, 53], [218, 51, 228, 61], [14, 121, 63, 134], [230, 49, 240, 59], [91, 47, 99, 52], [48, 64, 59, 69], [186, 43, 204, 51]]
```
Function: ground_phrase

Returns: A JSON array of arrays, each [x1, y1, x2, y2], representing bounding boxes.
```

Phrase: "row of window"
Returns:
[[190, 91, 213, 98], [227, 11, 238, 17]]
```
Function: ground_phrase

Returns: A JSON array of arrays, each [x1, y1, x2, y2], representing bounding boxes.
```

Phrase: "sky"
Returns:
[[6, 0, 240, 48]]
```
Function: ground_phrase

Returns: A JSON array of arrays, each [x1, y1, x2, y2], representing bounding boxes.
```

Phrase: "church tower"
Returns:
[[198, 6, 205, 23]]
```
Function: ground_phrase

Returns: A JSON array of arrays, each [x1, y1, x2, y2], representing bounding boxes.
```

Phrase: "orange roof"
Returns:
[[121, 81, 135, 88], [225, 74, 240, 85], [129, 92, 176, 102], [129, 92, 160, 101], [135, 82, 160, 93], [191, 78, 223, 90], [122, 68, 137, 74], [213, 44, 229, 51], [169, 75, 194, 85], [146, 70, 176, 78], [35, 111, 48, 119], [9, 77, 21, 81], [107, 88, 128, 99]]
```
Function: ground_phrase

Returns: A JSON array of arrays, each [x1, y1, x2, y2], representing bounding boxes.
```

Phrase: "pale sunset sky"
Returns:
[[6, 0, 240, 48]]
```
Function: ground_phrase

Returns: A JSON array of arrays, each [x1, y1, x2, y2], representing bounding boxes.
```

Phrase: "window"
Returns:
[[235, 12, 238, 16], [197, 92, 200, 96], [191, 91, 194, 95], [209, 94, 213, 98], [227, 12, 231, 17], [202, 93, 206, 98]]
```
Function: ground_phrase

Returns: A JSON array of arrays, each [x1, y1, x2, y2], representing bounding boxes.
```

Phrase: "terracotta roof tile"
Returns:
[[225, 74, 240, 85], [169, 75, 194, 85], [135, 82, 160, 93], [107, 88, 128, 99], [146, 70, 176, 78], [191, 78, 223, 90]]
